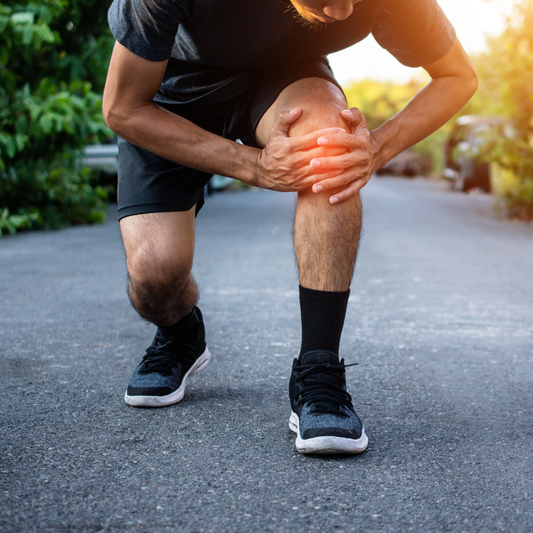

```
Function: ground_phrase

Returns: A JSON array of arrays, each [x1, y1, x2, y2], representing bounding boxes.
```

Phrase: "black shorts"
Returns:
[[117, 57, 342, 220]]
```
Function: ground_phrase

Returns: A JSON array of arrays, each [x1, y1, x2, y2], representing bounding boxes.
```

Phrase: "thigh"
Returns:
[[255, 76, 349, 148], [120, 208, 196, 277], [233, 57, 344, 148]]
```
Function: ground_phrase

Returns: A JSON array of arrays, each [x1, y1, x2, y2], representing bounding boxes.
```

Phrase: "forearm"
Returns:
[[371, 72, 478, 170], [105, 101, 260, 184], [292, 38, 478, 204], [104, 41, 370, 194], [103, 41, 262, 185]]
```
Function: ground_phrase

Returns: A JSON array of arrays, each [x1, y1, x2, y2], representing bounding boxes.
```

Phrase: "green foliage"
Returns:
[[0, 0, 114, 235], [498, 178, 533, 220], [343, 76, 449, 174], [470, 0, 533, 219], [344, 78, 424, 131], [343, 0, 533, 196], [0, 207, 40, 236], [412, 128, 449, 175]]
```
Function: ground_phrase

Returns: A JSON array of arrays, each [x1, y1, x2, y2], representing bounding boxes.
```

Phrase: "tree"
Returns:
[[0, 0, 114, 235], [343, 76, 449, 174], [472, 0, 533, 219]]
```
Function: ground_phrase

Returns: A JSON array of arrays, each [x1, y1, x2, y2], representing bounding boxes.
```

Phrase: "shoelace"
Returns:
[[295, 361, 358, 416], [140, 330, 197, 375]]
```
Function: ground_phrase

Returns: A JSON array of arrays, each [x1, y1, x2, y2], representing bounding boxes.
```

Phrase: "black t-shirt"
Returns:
[[108, 0, 455, 105]]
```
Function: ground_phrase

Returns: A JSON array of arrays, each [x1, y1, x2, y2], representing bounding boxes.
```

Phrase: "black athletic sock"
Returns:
[[159, 307, 199, 340], [299, 285, 350, 358]]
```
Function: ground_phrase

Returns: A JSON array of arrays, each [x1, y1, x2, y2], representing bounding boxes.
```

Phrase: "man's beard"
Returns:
[[286, 4, 324, 30]]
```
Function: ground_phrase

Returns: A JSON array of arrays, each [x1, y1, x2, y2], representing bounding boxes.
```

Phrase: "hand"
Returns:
[[254, 108, 349, 192], [309, 108, 381, 204]]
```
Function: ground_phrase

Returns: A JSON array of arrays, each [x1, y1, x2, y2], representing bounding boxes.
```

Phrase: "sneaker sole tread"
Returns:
[[289, 411, 368, 455]]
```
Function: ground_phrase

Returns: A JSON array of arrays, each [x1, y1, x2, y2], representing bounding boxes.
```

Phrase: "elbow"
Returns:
[[453, 65, 479, 108], [102, 92, 150, 139], [102, 87, 130, 136], [461, 59, 479, 99], [102, 103, 132, 140], [467, 66, 479, 98], [102, 98, 121, 135]]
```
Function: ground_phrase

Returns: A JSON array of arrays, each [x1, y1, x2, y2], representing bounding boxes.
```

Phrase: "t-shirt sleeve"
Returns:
[[108, 0, 190, 61], [372, 0, 456, 67]]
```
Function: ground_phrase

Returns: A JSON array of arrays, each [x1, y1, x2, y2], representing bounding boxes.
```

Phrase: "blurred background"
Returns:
[[1, 0, 532, 236]]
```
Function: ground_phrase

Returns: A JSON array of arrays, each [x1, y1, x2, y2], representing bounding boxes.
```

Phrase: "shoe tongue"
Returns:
[[300, 350, 342, 386], [301, 350, 339, 366], [300, 351, 345, 413]]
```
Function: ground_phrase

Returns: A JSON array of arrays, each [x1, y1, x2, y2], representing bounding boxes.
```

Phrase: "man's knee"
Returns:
[[127, 243, 193, 300], [288, 98, 351, 171], [255, 77, 348, 146], [120, 210, 196, 304], [285, 78, 349, 138], [289, 101, 349, 139]]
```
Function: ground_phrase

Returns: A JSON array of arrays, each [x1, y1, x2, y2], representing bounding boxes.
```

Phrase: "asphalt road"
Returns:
[[1, 177, 533, 533]]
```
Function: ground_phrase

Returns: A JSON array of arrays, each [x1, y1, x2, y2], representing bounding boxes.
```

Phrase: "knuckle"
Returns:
[[361, 154, 371, 166]]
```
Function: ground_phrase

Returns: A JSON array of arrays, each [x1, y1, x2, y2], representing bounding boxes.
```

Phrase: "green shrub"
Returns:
[[488, 136, 533, 221], [471, 0, 533, 220], [343, 76, 452, 175], [0, 0, 114, 235]]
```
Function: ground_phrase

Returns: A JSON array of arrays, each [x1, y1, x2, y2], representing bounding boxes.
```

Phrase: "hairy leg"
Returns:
[[256, 77, 362, 291], [295, 188, 362, 291], [120, 208, 198, 327], [257, 79, 367, 455]]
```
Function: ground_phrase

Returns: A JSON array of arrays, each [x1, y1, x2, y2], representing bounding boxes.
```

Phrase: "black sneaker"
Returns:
[[289, 350, 368, 454], [125, 307, 210, 407]]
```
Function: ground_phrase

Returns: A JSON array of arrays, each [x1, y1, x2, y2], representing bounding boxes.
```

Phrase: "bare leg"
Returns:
[[256, 77, 362, 291], [121, 206, 211, 408], [256, 78, 368, 454], [120, 207, 198, 327], [294, 189, 361, 291]]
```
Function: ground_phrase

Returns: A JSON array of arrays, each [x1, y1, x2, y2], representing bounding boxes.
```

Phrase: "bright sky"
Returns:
[[328, 0, 513, 86]]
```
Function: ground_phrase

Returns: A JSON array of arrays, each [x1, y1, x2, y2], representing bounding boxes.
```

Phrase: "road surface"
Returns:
[[1, 177, 533, 532]]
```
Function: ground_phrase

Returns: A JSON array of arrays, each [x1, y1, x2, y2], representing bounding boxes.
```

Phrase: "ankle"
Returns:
[[159, 307, 199, 339], [299, 285, 350, 356]]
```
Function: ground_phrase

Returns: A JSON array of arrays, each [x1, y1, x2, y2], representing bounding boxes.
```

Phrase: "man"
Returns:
[[103, 0, 477, 454]]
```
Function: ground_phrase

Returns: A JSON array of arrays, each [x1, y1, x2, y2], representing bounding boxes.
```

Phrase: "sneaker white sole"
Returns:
[[289, 411, 368, 455], [124, 347, 211, 407]]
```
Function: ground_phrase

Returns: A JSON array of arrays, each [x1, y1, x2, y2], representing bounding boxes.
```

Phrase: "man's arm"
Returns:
[[307, 37, 479, 204], [102, 42, 343, 192]]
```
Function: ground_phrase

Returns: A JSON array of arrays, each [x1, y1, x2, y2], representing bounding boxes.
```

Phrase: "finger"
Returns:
[[289, 127, 347, 151], [307, 167, 349, 184], [270, 107, 302, 138], [311, 171, 354, 193], [306, 144, 349, 160], [294, 170, 336, 191], [311, 165, 371, 192], [270, 108, 344, 143], [310, 152, 361, 172], [283, 145, 346, 173], [329, 176, 371, 204], [283, 158, 347, 186], [341, 108, 368, 134], [309, 169, 345, 192], [341, 107, 364, 124], [316, 131, 366, 149]]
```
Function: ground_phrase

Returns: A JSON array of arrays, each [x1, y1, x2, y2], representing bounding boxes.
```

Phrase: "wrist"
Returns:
[[368, 130, 388, 173], [369, 122, 401, 172], [218, 141, 261, 187]]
